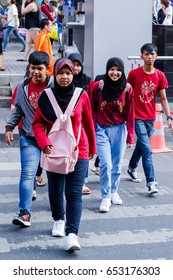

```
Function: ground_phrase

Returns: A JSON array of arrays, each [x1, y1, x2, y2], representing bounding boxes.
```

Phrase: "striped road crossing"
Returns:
[[0, 147, 173, 260]]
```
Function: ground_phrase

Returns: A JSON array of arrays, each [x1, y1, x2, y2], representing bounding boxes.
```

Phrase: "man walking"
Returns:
[[5, 51, 53, 226], [127, 43, 173, 195]]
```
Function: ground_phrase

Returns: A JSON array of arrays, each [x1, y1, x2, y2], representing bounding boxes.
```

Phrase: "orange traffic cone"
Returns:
[[150, 104, 172, 153]]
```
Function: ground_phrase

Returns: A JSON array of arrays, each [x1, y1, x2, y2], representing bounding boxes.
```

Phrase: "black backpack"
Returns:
[[157, 9, 166, 24]]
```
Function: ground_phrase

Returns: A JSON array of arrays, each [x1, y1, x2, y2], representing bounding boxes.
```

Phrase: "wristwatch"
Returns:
[[166, 115, 173, 121]]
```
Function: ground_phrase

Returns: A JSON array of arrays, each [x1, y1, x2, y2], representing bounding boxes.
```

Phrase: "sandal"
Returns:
[[0, 67, 5, 71], [36, 176, 46, 187], [91, 167, 100, 176], [82, 185, 91, 195]]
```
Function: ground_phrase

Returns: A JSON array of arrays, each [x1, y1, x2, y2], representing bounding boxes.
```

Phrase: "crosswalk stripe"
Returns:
[[0, 163, 20, 170], [3, 228, 173, 251], [0, 148, 173, 258], [80, 228, 173, 246], [0, 177, 20, 186], [0, 238, 10, 253], [1, 203, 173, 225]]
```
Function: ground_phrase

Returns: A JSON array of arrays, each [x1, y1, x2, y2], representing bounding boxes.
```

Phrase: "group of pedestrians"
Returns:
[[0, 0, 63, 72], [4, 42, 173, 253]]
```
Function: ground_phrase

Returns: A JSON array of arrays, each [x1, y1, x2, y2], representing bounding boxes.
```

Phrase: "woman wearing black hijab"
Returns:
[[33, 58, 96, 251], [68, 52, 93, 90], [68, 52, 95, 195], [90, 57, 135, 213]]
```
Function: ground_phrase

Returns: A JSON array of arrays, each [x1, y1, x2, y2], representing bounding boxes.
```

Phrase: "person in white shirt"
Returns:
[[2, 0, 26, 51], [161, 0, 172, 25], [153, 0, 162, 20]]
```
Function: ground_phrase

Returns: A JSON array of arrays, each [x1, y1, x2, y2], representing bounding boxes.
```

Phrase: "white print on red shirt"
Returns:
[[28, 91, 42, 110], [139, 81, 155, 104]]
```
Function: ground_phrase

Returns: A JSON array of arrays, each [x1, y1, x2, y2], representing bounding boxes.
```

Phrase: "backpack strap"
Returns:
[[65, 87, 82, 116], [44, 88, 63, 117], [45, 87, 82, 145], [125, 82, 131, 94], [44, 87, 82, 118]]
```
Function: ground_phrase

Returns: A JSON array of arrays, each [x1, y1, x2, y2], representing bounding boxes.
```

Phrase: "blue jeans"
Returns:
[[96, 123, 127, 198], [2, 26, 26, 50], [129, 119, 155, 184], [47, 159, 88, 236], [19, 136, 41, 215]]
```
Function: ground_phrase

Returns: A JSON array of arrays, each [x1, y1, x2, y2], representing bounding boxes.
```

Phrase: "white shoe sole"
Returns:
[[12, 218, 31, 227], [99, 207, 110, 212], [131, 178, 142, 183], [148, 189, 158, 196], [52, 232, 64, 237], [111, 199, 122, 205]]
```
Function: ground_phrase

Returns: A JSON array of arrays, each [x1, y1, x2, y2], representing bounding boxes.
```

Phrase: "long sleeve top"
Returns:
[[41, 3, 54, 22], [32, 89, 96, 159], [90, 81, 135, 144]]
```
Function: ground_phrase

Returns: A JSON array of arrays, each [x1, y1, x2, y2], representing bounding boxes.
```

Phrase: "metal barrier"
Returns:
[[127, 56, 173, 69]]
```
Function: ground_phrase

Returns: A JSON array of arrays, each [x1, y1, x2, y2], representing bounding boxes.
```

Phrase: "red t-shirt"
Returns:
[[28, 80, 47, 110], [127, 67, 168, 120], [11, 81, 47, 129]]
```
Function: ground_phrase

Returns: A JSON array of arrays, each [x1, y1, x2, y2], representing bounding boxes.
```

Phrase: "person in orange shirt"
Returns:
[[34, 18, 54, 75]]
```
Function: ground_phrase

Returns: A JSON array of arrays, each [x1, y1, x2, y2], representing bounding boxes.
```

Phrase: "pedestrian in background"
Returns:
[[68, 52, 95, 195], [2, 0, 26, 52], [41, 0, 56, 22], [32, 58, 96, 251], [17, 0, 40, 61], [127, 43, 173, 195], [90, 57, 134, 213], [5, 51, 53, 227], [157, 0, 172, 25], [34, 18, 54, 75]]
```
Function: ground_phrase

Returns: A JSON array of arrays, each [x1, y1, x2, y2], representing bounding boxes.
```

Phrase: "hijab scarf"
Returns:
[[52, 58, 75, 113], [68, 52, 85, 88], [102, 57, 127, 101]]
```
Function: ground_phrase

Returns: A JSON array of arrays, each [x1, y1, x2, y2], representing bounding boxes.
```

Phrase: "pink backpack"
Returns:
[[41, 87, 82, 174]]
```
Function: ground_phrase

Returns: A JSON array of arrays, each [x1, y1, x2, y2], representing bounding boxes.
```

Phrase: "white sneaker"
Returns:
[[65, 233, 81, 251], [52, 220, 65, 237], [148, 183, 158, 195], [111, 192, 122, 205], [99, 198, 111, 212]]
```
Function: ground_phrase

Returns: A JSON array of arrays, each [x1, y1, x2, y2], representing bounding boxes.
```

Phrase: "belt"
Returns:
[[19, 129, 35, 140]]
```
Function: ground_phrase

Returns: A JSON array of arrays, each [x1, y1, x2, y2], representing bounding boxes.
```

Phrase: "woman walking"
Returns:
[[90, 57, 134, 212], [33, 58, 96, 251], [17, 0, 40, 61]]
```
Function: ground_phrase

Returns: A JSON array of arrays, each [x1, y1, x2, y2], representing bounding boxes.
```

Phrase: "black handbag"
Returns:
[[157, 9, 166, 24]]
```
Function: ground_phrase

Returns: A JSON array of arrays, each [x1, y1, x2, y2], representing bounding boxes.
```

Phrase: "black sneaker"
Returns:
[[20, 48, 25, 52], [12, 210, 31, 227], [127, 168, 142, 183]]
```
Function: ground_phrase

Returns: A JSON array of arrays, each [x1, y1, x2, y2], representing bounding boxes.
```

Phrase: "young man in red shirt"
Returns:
[[127, 43, 173, 195], [5, 51, 53, 227]]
